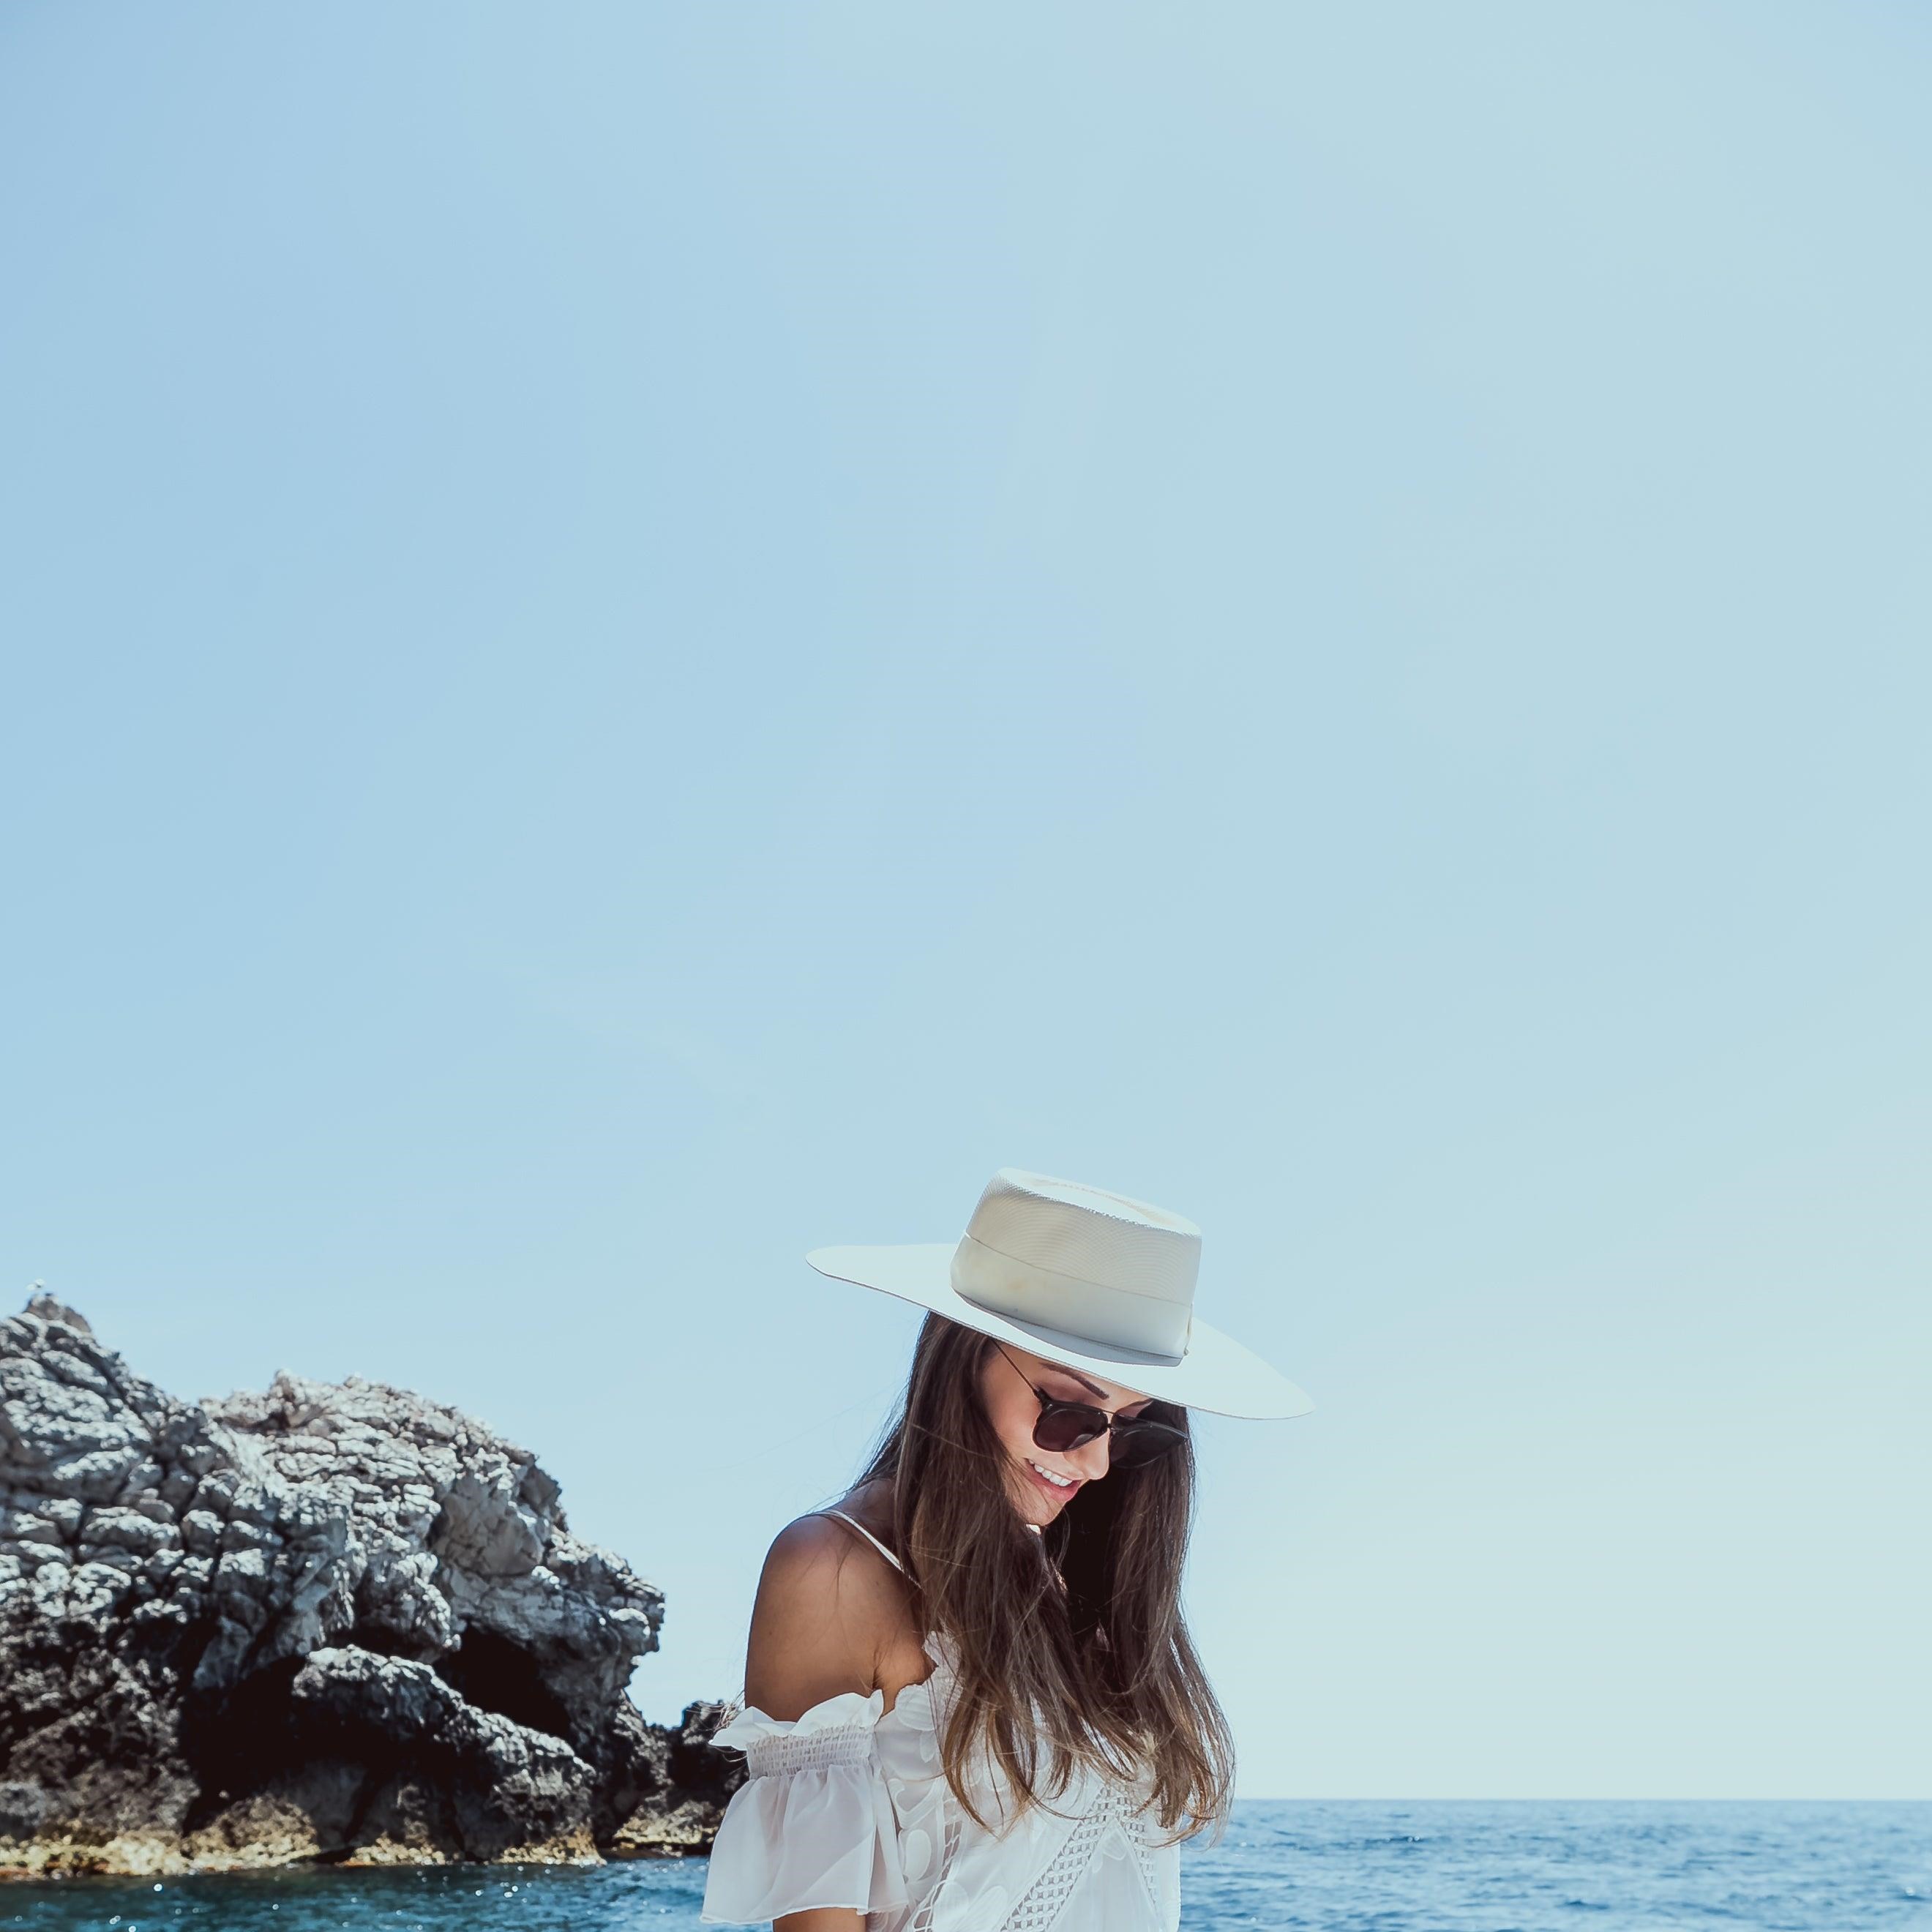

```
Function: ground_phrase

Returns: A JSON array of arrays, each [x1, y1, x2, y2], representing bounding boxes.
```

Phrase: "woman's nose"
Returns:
[[1067, 1429, 1113, 1480]]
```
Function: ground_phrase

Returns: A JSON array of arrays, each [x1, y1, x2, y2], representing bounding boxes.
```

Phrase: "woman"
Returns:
[[700, 1167, 1313, 1932]]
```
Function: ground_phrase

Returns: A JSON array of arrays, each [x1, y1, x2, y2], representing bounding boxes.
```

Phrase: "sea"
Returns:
[[4, 1802, 1925, 1932]]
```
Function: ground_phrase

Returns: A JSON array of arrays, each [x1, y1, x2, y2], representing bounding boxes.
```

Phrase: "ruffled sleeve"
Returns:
[[699, 1685, 910, 1925]]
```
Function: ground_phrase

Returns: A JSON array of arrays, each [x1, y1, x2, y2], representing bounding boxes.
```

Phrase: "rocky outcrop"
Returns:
[[0, 1292, 741, 1873]]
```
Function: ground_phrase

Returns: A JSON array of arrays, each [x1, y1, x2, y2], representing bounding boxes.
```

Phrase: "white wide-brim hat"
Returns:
[[807, 1167, 1314, 1420]]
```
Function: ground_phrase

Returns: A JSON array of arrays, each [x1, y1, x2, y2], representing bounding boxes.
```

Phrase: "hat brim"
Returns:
[[806, 1243, 1314, 1421]]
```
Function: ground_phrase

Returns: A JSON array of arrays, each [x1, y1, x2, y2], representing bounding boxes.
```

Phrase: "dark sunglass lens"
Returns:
[[1034, 1404, 1107, 1453], [1111, 1420, 1187, 1466]]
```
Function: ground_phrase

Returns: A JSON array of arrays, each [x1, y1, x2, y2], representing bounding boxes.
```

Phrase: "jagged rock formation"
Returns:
[[0, 1292, 741, 1873]]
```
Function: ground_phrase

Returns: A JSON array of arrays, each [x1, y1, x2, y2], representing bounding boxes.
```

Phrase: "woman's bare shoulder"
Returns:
[[742, 1503, 906, 1720]]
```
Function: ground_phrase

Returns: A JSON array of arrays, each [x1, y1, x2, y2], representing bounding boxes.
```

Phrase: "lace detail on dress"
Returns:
[[995, 1785, 1161, 1932]]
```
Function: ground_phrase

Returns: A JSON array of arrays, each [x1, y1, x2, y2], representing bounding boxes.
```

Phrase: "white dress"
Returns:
[[700, 1511, 1182, 1932]]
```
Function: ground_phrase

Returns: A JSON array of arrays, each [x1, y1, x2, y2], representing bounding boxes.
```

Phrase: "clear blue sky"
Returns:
[[4, 3, 1926, 1800]]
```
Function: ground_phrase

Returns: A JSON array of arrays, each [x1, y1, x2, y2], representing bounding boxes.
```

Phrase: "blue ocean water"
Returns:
[[4, 1802, 1925, 1931]]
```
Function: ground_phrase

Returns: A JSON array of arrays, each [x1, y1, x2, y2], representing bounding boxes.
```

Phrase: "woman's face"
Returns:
[[978, 1340, 1156, 1527]]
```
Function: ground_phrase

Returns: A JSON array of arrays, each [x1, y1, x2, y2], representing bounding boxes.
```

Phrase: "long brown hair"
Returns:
[[842, 1312, 1234, 1845]]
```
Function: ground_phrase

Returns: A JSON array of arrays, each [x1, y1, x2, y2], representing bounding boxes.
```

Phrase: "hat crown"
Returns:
[[966, 1167, 1201, 1299], [950, 1167, 1201, 1359]]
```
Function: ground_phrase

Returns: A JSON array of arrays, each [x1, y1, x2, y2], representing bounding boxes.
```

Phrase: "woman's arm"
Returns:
[[744, 1515, 897, 1932]]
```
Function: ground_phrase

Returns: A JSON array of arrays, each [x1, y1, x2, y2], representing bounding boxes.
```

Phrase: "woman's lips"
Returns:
[[1024, 1456, 1081, 1499]]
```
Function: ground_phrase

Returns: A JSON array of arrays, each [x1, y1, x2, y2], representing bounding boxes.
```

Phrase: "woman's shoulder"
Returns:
[[744, 1490, 911, 1721], [764, 1481, 899, 1576], [756, 1512, 889, 1611]]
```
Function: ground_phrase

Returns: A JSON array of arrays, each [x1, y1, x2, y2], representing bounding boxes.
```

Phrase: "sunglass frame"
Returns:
[[993, 1341, 1188, 1466]]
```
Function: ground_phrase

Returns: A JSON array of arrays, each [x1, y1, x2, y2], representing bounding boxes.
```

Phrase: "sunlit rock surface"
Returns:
[[0, 1292, 741, 1872]]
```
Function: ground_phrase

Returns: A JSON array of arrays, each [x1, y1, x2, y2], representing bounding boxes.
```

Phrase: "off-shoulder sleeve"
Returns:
[[699, 1685, 910, 1925]]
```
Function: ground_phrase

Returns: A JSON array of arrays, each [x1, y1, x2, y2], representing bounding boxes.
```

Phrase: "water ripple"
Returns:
[[1, 1801, 1925, 1931]]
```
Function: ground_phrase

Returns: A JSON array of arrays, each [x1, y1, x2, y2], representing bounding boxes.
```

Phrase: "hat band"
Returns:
[[949, 1232, 1193, 1358]]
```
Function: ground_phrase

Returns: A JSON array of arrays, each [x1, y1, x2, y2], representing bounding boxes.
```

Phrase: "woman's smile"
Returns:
[[1023, 1456, 1081, 1497]]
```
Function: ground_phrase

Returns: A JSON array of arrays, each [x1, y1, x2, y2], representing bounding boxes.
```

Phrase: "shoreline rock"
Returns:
[[0, 1292, 741, 1873]]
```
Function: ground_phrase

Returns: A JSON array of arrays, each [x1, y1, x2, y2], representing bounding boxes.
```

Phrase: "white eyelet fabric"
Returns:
[[700, 1629, 1180, 1931]]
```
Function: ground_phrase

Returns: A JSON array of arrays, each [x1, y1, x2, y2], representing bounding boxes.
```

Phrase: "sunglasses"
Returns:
[[993, 1342, 1188, 1467]]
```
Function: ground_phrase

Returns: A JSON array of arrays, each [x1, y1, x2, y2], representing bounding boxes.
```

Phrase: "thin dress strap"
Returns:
[[814, 1508, 909, 1576]]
